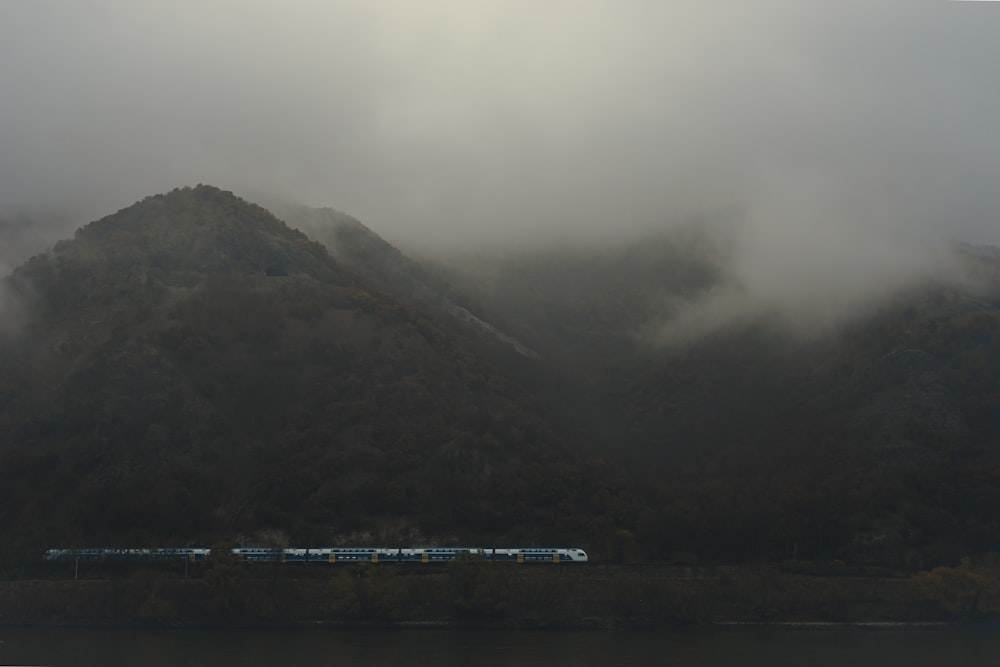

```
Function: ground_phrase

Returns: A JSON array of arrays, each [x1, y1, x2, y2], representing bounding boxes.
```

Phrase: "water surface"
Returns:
[[1, 626, 998, 666]]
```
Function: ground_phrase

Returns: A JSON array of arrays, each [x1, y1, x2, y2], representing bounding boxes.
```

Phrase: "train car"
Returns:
[[308, 548, 382, 563], [232, 548, 283, 562], [43, 547, 210, 562], [152, 548, 211, 562]]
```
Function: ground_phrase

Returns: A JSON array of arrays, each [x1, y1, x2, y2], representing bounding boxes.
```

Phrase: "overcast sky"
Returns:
[[2, 0, 999, 260]]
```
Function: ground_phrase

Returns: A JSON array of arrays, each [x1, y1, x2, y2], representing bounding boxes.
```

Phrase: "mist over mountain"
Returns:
[[5, 1, 998, 386], [0, 186, 628, 556], [1, 184, 1000, 570], [4, 2, 1000, 253], [422, 221, 1000, 564], [3, 0, 1000, 584]]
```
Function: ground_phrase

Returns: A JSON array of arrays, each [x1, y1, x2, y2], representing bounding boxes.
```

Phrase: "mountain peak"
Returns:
[[41, 185, 342, 282]]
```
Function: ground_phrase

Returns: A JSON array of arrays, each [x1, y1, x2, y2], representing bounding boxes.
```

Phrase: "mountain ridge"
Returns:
[[3, 185, 1000, 569], [0, 185, 627, 557]]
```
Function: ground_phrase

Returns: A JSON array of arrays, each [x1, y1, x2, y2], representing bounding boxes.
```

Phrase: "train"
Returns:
[[43, 546, 589, 564]]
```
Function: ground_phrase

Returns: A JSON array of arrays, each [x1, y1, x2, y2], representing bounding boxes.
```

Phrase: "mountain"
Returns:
[[275, 204, 540, 358], [0, 186, 629, 556], [4, 185, 1000, 570], [438, 235, 1000, 566]]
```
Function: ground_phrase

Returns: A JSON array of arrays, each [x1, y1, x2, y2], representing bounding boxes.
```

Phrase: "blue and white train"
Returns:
[[43, 546, 589, 564]]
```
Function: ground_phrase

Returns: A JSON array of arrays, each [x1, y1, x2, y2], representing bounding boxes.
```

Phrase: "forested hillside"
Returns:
[[3, 185, 1000, 570], [432, 234, 1000, 567], [0, 186, 630, 559]]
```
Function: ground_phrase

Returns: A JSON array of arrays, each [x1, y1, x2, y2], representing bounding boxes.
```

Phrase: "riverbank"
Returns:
[[1, 561, 987, 628], [7, 623, 1000, 667]]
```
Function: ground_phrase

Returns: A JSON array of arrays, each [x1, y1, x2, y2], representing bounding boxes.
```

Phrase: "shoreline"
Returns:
[[0, 619, 976, 632], [0, 564, 992, 629]]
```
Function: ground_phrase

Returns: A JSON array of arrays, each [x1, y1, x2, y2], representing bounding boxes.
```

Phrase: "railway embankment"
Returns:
[[0, 562, 983, 628]]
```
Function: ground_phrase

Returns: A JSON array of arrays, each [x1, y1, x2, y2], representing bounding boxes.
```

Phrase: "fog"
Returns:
[[3, 1, 999, 330]]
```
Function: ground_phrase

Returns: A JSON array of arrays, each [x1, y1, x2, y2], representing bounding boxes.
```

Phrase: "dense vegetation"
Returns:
[[2, 184, 1000, 575], [0, 186, 628, 558], [11, 553, 1000, 626], [436, 238, 1000, 569]]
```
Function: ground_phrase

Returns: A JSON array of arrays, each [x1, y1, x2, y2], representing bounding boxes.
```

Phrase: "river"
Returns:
[[1, 626, 998, 666]]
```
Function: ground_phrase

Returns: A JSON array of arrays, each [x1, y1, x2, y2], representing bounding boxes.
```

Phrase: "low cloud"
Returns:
[[1, 0, 997, 333], [649, 171, 966, 344], [0, 278, 25, 337]]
